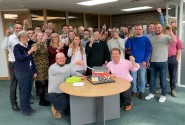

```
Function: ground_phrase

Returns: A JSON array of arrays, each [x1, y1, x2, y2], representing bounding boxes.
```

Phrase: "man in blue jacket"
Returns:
[[125, 24, 151, 99]]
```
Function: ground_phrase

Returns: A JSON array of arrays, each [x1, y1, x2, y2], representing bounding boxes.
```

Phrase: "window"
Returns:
[[68, 12, 83, 30], [3, 11, 29, 30], [31, 10, 44, 30], [100, 15, 110, 29], [46, 10, 66, 34], [86, 14, 98, 30]]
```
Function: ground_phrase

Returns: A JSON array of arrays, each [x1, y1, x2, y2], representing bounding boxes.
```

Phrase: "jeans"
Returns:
[[9, 62, 18, 105], [16, 71, 33, 112], [150, 62, 167, 96], [131, 63, 146, 93], [168, 56, 178, 90], [48, 93, 70, 111]]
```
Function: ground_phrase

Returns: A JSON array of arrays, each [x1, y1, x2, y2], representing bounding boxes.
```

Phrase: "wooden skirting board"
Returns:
[[0, 77, 10, 80]]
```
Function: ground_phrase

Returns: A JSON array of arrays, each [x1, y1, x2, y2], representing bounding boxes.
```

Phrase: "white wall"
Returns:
[[0, 12, 9, 78]]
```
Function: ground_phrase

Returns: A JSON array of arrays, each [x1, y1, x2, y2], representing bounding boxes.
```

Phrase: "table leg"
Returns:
[[96, 97, 105, 125]]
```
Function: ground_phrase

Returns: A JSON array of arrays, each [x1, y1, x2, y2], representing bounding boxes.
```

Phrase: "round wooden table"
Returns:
[[60, 77, 131, 125], [60, 77, 130, 97]]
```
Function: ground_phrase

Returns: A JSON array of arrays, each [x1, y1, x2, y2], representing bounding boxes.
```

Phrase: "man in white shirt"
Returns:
[[60, 25, 69, 43], [1, 22, 22, 111]]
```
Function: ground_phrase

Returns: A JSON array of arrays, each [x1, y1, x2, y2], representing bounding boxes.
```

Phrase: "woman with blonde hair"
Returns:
[[32, 32, 50, 106], [67, 36, 87, 74], [48, 33, 67, 66]]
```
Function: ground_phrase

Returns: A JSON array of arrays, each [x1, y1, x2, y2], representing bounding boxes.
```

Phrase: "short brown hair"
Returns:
[[111, 48, 121, 54], [154, 22, 161, 25], [135, 24, 143, 28]]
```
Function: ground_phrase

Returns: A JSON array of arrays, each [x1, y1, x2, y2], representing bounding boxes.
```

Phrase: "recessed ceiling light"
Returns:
[[121, 6, 152, 12], [77, 0, 118, 6], [4, 14, 18, 19]]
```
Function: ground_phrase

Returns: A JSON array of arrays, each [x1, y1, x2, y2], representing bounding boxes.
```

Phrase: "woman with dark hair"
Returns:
[[67, 36, 87, 74], [13, 31, 37, 116]]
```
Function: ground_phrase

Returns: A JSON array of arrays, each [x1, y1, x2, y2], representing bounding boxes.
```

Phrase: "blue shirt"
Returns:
[[125, 36, 151, 63]]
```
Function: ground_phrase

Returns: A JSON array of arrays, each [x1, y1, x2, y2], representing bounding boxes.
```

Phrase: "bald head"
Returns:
[[56, 52, 66, 66], [56, 52, 65, 58]]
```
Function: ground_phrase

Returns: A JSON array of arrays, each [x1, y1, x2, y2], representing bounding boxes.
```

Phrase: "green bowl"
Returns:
[[66, 76, 81, 83]]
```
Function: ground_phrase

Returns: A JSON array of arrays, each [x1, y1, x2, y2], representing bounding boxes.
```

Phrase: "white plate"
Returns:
[[73, 82, 84, 87]]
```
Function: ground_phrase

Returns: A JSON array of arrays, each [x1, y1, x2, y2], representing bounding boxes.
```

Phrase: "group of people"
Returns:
[[1, 8, 183, 118]]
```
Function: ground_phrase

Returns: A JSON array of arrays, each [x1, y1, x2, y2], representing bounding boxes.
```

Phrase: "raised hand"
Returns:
[[5, 29, 12, 37], [28, 45, 37, 55], [23, 19, 29, 25], [59, 42, 64, 49], [129, 56, 138, 67], [69, 43, 73, 48], [89, 37, 95, 47], [129, 55, 135, 62]]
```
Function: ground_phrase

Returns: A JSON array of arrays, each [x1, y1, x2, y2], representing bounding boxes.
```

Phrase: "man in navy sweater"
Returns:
[[125, 24, 151, 99]]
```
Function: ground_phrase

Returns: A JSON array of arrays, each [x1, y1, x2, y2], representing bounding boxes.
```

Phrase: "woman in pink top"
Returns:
[[106, 48, 139, 111]]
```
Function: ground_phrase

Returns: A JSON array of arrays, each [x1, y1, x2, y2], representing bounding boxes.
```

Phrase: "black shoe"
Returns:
[[12, 105, 20, 112], [39, 100, 50, 106]]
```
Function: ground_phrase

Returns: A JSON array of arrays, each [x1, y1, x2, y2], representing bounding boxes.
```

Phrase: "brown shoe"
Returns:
[[171, 90, 177, 97], [124, 104, 132, 111], [51, 106, 62, 119], [131, 92, 136, 98], [139, 92, 144, 99]]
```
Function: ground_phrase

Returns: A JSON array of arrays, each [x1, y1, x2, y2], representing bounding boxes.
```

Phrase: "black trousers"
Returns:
[[168, 56, 178, 90], [120, 87, 132, 106], [9, 62, 18, 105]]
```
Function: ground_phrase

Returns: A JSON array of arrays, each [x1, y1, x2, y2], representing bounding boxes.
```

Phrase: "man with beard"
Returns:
[[145, 22, 177, 102]]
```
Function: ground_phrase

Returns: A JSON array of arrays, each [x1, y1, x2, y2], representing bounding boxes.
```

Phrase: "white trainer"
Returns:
[[159, 95, 166, 103], [145, 93, 154, 100]]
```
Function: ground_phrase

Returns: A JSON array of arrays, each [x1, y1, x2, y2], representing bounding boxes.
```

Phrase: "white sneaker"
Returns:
[[159, 95, 166, 103], [145, 93, 154, 100]]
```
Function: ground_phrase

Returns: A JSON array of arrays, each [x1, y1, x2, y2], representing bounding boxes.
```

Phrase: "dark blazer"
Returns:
[[14, 43, 37, 73]]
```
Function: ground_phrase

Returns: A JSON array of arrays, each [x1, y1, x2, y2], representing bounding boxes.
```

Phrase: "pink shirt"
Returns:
[[106, 59, 139, 82], [168, 36, 183, 57]]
